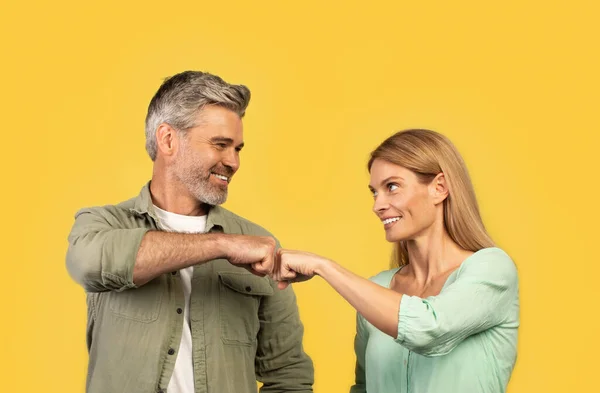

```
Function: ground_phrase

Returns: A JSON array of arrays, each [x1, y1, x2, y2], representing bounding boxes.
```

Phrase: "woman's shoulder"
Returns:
[[458, 246, 518, 281], [369, 267, 403, 288]]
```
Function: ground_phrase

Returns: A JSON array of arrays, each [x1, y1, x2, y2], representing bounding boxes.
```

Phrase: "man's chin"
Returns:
[[197, 193, 227, 206]]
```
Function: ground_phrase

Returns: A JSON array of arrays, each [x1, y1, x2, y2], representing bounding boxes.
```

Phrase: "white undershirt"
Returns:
[[153, 205, 207, 393]]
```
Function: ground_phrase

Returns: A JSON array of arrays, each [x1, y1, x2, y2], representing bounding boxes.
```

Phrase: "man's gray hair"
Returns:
[[145, 71, 251, 161]]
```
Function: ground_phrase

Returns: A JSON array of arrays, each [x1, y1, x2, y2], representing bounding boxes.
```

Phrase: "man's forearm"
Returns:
[[133, 231, 277, 286], [133, 231, 227, 286]]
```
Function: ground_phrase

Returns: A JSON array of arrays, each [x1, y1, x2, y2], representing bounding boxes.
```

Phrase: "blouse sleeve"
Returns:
[[395, 248, 519, 357]]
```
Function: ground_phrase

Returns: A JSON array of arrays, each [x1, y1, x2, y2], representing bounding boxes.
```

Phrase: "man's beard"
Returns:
[[173, 156, 232, 206], [187, 171, 228, 206]]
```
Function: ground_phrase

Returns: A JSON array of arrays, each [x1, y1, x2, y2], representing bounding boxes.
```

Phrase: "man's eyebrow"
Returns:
[[209, 137, 245, 148]]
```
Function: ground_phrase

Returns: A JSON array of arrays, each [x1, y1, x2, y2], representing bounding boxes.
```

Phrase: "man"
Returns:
[[66, 71, 314, 393]]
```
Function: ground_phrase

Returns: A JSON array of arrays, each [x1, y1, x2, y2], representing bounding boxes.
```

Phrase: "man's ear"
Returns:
[[155, 123, 178, 157]]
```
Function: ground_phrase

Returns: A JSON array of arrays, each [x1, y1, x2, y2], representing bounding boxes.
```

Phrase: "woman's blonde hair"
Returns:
[[368, 129, 494, 267]]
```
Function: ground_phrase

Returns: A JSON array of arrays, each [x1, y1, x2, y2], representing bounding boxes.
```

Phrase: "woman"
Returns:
[[273, 129, 519, 393]]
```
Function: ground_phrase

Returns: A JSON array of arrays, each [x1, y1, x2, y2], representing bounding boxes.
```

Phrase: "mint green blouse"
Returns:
[[350, 247, 519, 393]]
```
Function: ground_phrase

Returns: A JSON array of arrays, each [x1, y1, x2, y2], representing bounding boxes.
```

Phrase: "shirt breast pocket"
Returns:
[[108, 277, 164, 323], [218, 271, 274, 346]]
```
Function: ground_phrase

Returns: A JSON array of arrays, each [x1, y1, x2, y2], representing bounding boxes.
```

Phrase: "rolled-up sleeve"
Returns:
[[66, 207, 150, 293], [395, 248, 518, 357]]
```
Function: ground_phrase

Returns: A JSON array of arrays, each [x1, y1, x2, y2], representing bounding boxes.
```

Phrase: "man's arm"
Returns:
[[255, 284, 314, 393], [66, 208, 275, 292], [134, 231, 274, 286]]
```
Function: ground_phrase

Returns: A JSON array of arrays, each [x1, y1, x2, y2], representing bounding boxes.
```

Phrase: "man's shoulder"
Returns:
[[73, 182, 151, 220], [215, 206, 275, 238], [73, 195, 140, 222]]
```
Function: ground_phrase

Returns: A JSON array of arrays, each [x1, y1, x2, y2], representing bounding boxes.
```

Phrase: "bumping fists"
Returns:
[[223, 235, 324, 289]]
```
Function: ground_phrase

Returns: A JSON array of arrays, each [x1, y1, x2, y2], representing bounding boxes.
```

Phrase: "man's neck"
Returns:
[[150, 170, 208, 216]]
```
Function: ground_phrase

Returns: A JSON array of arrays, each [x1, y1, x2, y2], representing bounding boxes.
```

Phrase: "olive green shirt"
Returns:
[[66, 183, 314, 393]]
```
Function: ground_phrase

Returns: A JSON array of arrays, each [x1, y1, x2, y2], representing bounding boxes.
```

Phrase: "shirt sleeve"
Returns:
[[395, 248, 519, 357], [66, 207, 150, 292], [255, 283, 314, 392], [349, 312, 368, 393], [254, 235, 314, 393]]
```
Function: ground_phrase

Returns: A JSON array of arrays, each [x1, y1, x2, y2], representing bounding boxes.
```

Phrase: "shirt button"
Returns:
[[176, 308, 183, 314], [168, 348, 175, 355], [403, 360, 407, 366], [171, 272, 177, 276], [158, 390, 164, 393], [245, 286, 252, 292]]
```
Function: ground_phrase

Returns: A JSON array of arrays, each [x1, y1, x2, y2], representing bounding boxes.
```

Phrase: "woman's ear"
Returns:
[[430, 172, 449, 204]]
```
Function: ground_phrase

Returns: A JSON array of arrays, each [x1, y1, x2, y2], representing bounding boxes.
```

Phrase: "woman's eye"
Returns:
[[388, 183, 398, 192]]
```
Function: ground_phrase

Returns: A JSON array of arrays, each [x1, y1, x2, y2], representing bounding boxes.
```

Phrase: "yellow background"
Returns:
[[2, 1, 598, 392]]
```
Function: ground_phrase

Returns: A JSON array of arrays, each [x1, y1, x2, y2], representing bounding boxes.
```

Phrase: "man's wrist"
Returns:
[[211, 233, 232, 260]]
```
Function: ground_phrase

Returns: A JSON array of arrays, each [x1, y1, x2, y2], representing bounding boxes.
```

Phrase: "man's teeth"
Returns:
[[382, 217, 401, 225], [212, 173, 229, 181]]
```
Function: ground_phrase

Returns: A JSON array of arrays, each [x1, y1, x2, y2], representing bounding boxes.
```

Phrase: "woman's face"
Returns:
[[369, 159, 444, 243]]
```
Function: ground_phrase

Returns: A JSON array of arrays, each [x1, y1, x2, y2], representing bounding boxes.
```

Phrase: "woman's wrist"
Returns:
[[315, 257, 336, 279]]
